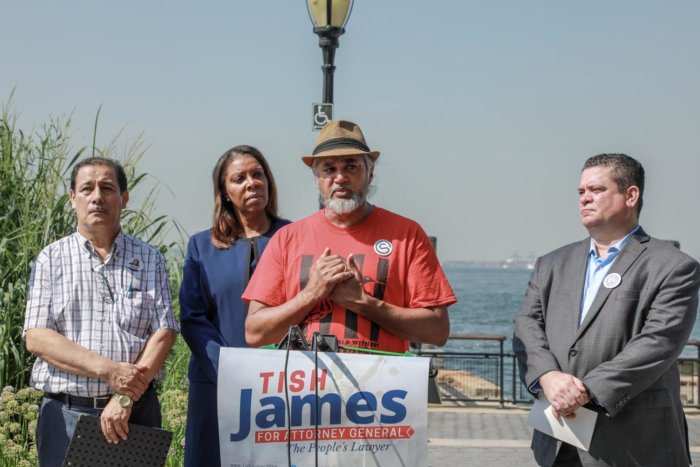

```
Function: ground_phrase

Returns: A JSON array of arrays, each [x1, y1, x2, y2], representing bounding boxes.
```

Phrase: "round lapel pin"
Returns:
[[603, 273, 622, 289]]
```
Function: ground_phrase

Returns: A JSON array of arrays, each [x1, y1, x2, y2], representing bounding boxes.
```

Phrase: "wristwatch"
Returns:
[[113, 393, 133, 408]]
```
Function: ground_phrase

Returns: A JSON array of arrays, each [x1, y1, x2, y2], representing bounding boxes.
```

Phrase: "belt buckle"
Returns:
[[94, 395, 110, 409]]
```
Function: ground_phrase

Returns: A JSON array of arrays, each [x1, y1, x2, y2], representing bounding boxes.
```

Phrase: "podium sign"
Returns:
[[218, 348, 428, 467]]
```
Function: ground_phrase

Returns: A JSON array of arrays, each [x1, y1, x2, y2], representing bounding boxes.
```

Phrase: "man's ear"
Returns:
[[626, 185, 639, 209], [121, 190, 129, 208], [69, 190, 77, 209]]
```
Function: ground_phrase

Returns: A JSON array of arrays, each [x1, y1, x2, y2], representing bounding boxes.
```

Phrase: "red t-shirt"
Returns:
[[242, 207, 457, 353]]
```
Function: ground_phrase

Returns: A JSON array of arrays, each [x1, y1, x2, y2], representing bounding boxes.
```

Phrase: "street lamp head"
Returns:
[[307, 0, 354, 30]]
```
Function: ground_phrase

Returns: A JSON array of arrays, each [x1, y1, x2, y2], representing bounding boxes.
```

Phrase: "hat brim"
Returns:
[[302, 148, 380, 167]]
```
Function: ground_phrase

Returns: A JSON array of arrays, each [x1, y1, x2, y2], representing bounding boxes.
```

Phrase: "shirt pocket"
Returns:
[[114, 291, 154, 338]]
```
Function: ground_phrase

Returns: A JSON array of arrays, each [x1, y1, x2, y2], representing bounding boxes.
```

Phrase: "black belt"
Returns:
[[44, 392, 112, 409], [44, 382, 155, 409]]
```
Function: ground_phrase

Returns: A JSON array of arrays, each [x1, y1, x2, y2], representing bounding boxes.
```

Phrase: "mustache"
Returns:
[[331, 185, 354, 196], [89, 204, 107, 212]]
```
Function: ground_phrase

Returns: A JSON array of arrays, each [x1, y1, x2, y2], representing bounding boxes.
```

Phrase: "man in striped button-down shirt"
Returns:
[[23, 157, 178, 466]]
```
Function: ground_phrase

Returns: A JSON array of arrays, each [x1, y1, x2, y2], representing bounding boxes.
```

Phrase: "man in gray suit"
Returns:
[[514, 153, 700, 466]]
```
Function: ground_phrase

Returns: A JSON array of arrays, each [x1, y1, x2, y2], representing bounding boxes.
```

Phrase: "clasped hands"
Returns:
[[100, 361, 150, 443], [540, 370, 590, 419], [305, 248, 365, 307]]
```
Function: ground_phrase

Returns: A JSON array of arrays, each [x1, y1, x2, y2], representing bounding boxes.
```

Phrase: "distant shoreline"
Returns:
[[444, 259, 535, 270]]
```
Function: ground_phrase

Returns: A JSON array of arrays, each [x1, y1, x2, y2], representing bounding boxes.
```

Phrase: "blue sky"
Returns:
[[3, 1, 699, 261]]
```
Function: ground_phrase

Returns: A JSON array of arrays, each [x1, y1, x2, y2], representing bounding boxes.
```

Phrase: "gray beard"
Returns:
[[323, 193, 364, 215], [319, 180, 374, 215]]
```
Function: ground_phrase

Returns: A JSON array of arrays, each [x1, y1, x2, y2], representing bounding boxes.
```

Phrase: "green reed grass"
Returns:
[[0, 98, 80, 389], [161, 254, 190, 466]]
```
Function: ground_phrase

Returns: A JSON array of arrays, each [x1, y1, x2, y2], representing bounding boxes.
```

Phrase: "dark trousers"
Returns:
[[552, 442, 583, 467], [37, 386, 161, 467], [184, 381, 220, 467]]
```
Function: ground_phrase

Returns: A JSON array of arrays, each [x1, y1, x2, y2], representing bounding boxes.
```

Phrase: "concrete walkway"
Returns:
[[427, 405, 700, 466]]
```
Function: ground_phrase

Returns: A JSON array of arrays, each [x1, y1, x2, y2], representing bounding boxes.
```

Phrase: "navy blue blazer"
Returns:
[[179, 218, 289, 383]]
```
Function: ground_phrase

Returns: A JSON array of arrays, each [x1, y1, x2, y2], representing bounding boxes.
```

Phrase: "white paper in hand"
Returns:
[[527, 398, 598, 451]]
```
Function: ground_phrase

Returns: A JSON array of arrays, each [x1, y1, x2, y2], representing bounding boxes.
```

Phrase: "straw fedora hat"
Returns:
[[302, 120, 380, 167]]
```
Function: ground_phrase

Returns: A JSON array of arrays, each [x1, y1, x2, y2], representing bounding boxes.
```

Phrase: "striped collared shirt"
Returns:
[[23, 230, 178, 396]]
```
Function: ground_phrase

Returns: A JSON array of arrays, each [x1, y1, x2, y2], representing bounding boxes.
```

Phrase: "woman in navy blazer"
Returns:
[[180, 145, 289, 466]]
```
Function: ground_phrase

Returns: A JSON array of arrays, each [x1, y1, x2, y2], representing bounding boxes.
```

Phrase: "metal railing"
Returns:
[[416, 334, 512, 406], [416, 335, 700, 407], [682, 339, 700, 407]]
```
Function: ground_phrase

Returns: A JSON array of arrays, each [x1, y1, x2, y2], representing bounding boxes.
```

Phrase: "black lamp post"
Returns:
[[307, 0, 354, 105]]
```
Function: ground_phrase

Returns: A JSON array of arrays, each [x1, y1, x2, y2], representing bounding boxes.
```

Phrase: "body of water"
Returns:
[[442, 263, 700, 357]]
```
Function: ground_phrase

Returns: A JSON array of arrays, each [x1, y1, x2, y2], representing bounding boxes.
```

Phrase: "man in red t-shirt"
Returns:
[[243, 120, 456, 353]]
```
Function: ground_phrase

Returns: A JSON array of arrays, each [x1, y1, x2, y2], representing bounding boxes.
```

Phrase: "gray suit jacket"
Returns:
[[513, 228, 700, 467]]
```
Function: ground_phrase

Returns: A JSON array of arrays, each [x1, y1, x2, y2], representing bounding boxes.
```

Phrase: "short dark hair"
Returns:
[[70, 157, 128, 193], [582, 153, 645, 214], [211, 145, 279, 248]]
